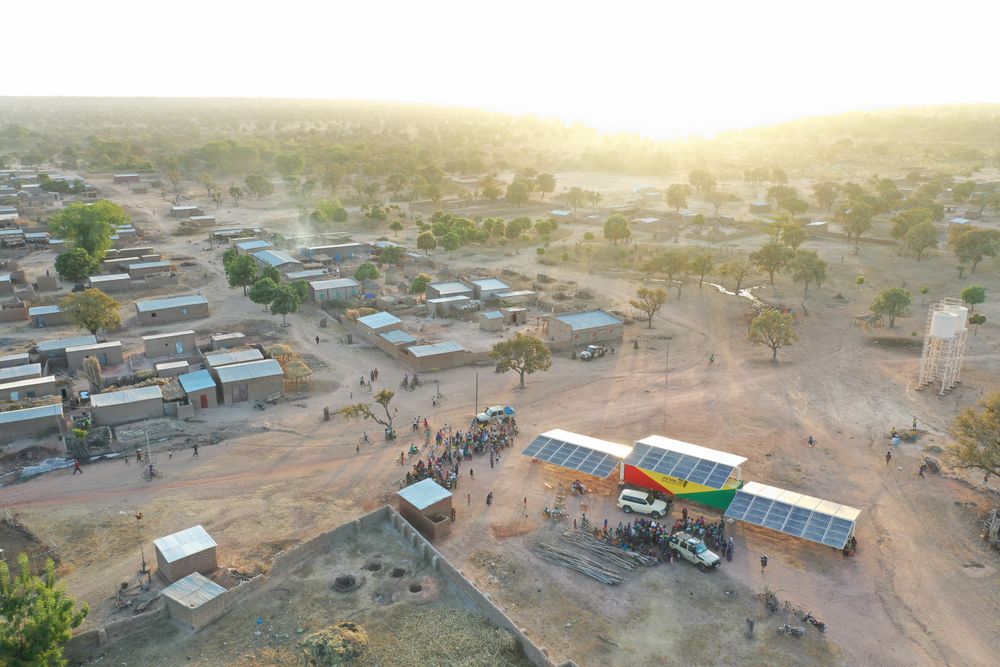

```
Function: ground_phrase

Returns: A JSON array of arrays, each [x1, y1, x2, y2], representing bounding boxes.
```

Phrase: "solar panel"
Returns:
[[521, 435, 622, 478], [725, 487, 858, 549], [624, 442, 737, 489]]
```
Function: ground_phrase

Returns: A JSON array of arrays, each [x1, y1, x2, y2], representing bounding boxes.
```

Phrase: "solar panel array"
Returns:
[[522, 435, 620, 478], [626, 443, 735, 489], [724, 491, 855, 549]]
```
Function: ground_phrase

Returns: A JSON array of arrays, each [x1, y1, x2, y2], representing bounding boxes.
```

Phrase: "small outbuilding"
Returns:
[[0, 363, 42, 384], [87, 274, 132, 292], [153, 525, 219, 583], [551, 310, 624, 344], [405, 341, 467, 371], [284, 269, 328, 282], [396, 478, 453, 541], [426, 281, 473, 301], [379, 330, 417, 347], [468, 278, 510, 300], [162, 572, 227, 631], [65, 340, 124, 370], [170, 205, 204, 218], [426, 295, 471, 318], [0, 353, 30, 369], [127, 260, 174, 279], [36, 335, 98, 365], [308, 277, 361, 302], [135, 295, 209, 325], [0, 403, 64, 439], [205, 348, 264, 369], [155, 360, 190, 378], [90, 385, 164, 426], [234, 239, 273, 255], [215, 359, 284, 404], [178, 369, 218, 411], [209, 332, 246, 350], [143, 330, 197, 358], [113, 174, 141, 184], [502, 307, 528, 325], [0, 376, 57, 401], [356, 311, 402, 335], [479, 311, 504, 332], [28, 305, 69, 328]]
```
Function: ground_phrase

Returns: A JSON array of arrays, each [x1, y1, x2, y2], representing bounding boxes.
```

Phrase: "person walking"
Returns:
[[124, 453, 129, 465], [469, 468, 474, 480], [72, 459, 83, 475], [760, 554, 768, 571], [467, 493, 471, 505], [356, 443, 360, 454], [315, 335, 320, 345], [192, 443, 199, 457], [885, 450, 892, 465], [918, 463, 927, 478], [486, 492, 493, 506], [807, 435, 815, 447]]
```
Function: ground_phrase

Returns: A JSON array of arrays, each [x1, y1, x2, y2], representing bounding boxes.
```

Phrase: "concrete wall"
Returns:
[[399, 496, 452, 541], [92, 397, 164, 426], [29, 310, 69, 327], [549, 320, 624, 344], [143, 331, 198, 358], [187, 386, 218, 411], [0, 377, 57, 400], [156, 546, 218, 583], [220, 374, 283, 404], [65, 604, 168, 662], [136, 301, 209, 325], [66, 343, 124, 370], [5, 411, 65, 438], [0, 303, 28, 322]]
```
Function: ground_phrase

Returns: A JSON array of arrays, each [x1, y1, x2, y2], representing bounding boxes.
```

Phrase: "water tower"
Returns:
[[918, 298, 968, 395]]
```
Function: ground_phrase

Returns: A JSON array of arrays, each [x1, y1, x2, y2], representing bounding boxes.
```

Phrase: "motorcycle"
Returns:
[[253, 401, 266, 410], [800, 612, 827, 633], [542, 506, 566, 518], [776, 624, 806, 637]]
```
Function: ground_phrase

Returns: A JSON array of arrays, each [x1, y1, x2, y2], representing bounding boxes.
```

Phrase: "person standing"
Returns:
[[885, 450, 892, 465], [486, 492, 493, 506], [469, 468, 474, 479], [918, 463, 926, 478], [192, 443, 199, 457], [73, 459, 83, 475], [760, 554, 768, 571], [807, 435, 815, 447]]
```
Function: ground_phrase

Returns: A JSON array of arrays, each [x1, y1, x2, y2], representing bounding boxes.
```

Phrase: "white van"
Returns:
[[617, 489, 668, 518]]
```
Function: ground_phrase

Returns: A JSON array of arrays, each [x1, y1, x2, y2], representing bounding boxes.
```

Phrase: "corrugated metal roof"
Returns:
[[0, 353, 30, 365], [127, 260, 172, 270], [397, 478, 452, 510], [357, 312, 401, 330], [427, 295, 470, 304], [408, 341, 465, 358], [554, 310, 623, 331], [28, 305, 61, 316], [379, 330, 417, 344], [252, 249, 300, 267], [210, 332, 245, 342], [179, 369, 217, 394], [235, 239, 271, 251], [429, 281, 472, 296], [0, 363, 41, 381], [215, 359, 284, 384], [0, 376, 54, 393], [37, 335, 97, 352], [0, 403, 62, 424], [496, 290, 536, 298], [64, 340, 122, 354], [205, 348, 263, 368], [142, 330, 195, 341], [470, 278, 509, 291], [153, 525, 217, 564], [481, 311, 503, 320], [90, 385, 163, 408], [309, 278, 360, 290], [162, 572, 226, 608], [284, 269, 328, 281], [155, 360, 189, 371], [135, 295, 207, 313], [88, 273, 130, 283]]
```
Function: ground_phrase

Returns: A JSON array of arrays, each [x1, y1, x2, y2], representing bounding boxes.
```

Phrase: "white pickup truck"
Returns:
[[475, 405, 515, 423], [668, 532, 721, 570]]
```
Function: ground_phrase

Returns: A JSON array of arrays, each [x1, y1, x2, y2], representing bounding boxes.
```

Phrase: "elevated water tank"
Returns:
[[944, 304, 968, 331], [930, 311, 958, 340]]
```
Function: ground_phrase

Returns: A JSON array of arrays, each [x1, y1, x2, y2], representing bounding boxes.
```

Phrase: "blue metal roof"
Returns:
[[408, 341, 465, 358], [236, 239, 272, 251], [309, 278, 360, 290], [470, 278, 510, 291], [379, 330, 417, 344], [179, 369, 217, 394], [28, 305, 61, 316], [555, 310, 623, 331], [481, 311, 503, 320], [252, 249, 300, 267], [127, 260, 172, 270], [205, 348, 263, 368], [135, 295, 207, 313], [429, 281, 472, 296], [357, 311, 401, 329], [37, 335, 97, 352], [0, 363, 41, 381], [0, 403, 62, 425]]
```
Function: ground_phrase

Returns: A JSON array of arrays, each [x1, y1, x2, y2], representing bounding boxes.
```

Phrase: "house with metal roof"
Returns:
[[142, 330, 197, 358], [36, 335, 98, 364], [28, 304, 70, 328], [86, 273, 132, 292], [214, 359, 284, 404], [178, 369, 218, 411], [155, 360, 190, 378], [235, 239, 273, 255], [127, 260, 174, 279], [396, 478, 453, 540], [404, 341, 468, 372], [426, 294, 471, 318], [251, 249, 303, 273], [90, 385, 164, 426], [162, 572, 228, 630], [379, 329, 418, 347], [550, 310, 624, 344], [170, 204, 204, 218], [356, 311, 402, 334], [479, 310, 504, 332], [468, 278, 510, 300], [308, 277, 361, 302], [426, 281, 473, 300], [65, 340, 123, 370], [0, 363, 41, 383], [0, 352, 30, 369], [134, 295, 209, 325], [284, 269, 329, 282], [0, 375, 57, 401], [154, 525, 218, 583], [204, 348, 264, 369], [209, 332, 246, 350], [0, 403, 64, 438]]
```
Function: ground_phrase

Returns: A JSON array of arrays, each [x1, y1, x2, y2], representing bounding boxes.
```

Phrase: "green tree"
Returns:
[[389, 221, 403, 237], [244, 174, 273, 200], [665, 183, 690, 211], [968, 313, 986, 334], [289, 279, 310, 303], [870, 287, 911, 328], [225, 255, 257, 295], [951, 227, 1000, 273], [229, 184, 244, 207], [54, 248, 99, 283], [961, 285, 986, 311], [260, 264, 282, 284], [564, 186, 587, 210], [416, 231, 437, 253], [706, 190, 736, 215], [410, 273, 432, 295], [748, 310, 797, 362], [506, 217, 532, 239], [750, 242, 794, 285], [249, 277, 277, 311], [274, 153, 304, 178], [951, 181, 977, 204], [490, 332, 552, 389], [60, 289, 121, 335], [813, 182, 838, 210], [378, 245, 404, 267], [221, 247, 238, 267], [629, 287, 668, 329], [0, 553, 88, 666], [719, 259, 753, 294], [780, 224, 806, 250], [837, 200, 874, 245], [690, 253, 713, 289], [603, 214, 631, 244], [505, 179, 531, 207], [354, 262, 381, 282], [905, 221, 939, 260], [688, 169, 716, 194], [891, 208, 933, 240], [789, 250, 827, 302], [441, 231, 461, 256], [480, 175, 504, 205], [49, 200, 126, 259], [331, 207, 348, 223], [948, 392, 1000, 480], [535, 173, 556, 199], [341, 389, 396, 431], [270, 283, 300, 325]]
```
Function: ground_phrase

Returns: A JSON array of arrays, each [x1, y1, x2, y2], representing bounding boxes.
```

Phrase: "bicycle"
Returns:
[[141, 466, 162, 481], [359, 433, 371, 445]]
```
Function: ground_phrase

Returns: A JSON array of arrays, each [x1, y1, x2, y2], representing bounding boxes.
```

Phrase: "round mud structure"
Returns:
[[409, 583, 423, 593], [390, 567, 406, 578], [363, 560, 382, 572], [332, 572, 364, 593]]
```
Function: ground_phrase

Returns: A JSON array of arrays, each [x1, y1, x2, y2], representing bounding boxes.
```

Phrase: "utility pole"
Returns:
[[475, 372, 479, 415], [665, 342, 670, 387]]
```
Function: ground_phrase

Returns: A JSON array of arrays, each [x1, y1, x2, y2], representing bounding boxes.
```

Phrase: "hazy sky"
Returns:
[[7, 0, 998, 138]]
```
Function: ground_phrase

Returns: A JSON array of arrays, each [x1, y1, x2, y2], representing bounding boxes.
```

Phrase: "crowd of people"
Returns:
[[402, 417, 519, 490], [589, 510, 735, 563]]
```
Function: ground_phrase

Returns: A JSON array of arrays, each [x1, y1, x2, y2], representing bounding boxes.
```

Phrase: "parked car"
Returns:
[[475, 405, 516, 423], [668, 532, 721, 570], [579, 345, 609, 361], [617, 489, 668, 518]]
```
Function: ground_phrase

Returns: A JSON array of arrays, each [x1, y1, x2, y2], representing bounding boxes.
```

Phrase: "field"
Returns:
[[1, 168, 998, 666]]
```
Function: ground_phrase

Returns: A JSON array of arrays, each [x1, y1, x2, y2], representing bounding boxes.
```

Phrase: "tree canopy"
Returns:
[[870, 287, 911, 328], [354, 262, 381, 282], [948, 392, 1000, 481], [961, 285, 985, 311], [630, 287, 668, 328], [60, 289, 121, 335], [490, 333, 552, 388], [341, 389, 396, 431], [665, 183, 691, 211], [270, 283, 301, 325], [748, 310, 797, 362], [750, 242, 794, 285], [603, 214, 631, 244], [48, 200, 127, 259], [224, 254, 257, 295], [249, 277, 277, 310], [54, 248, 99, 283]]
